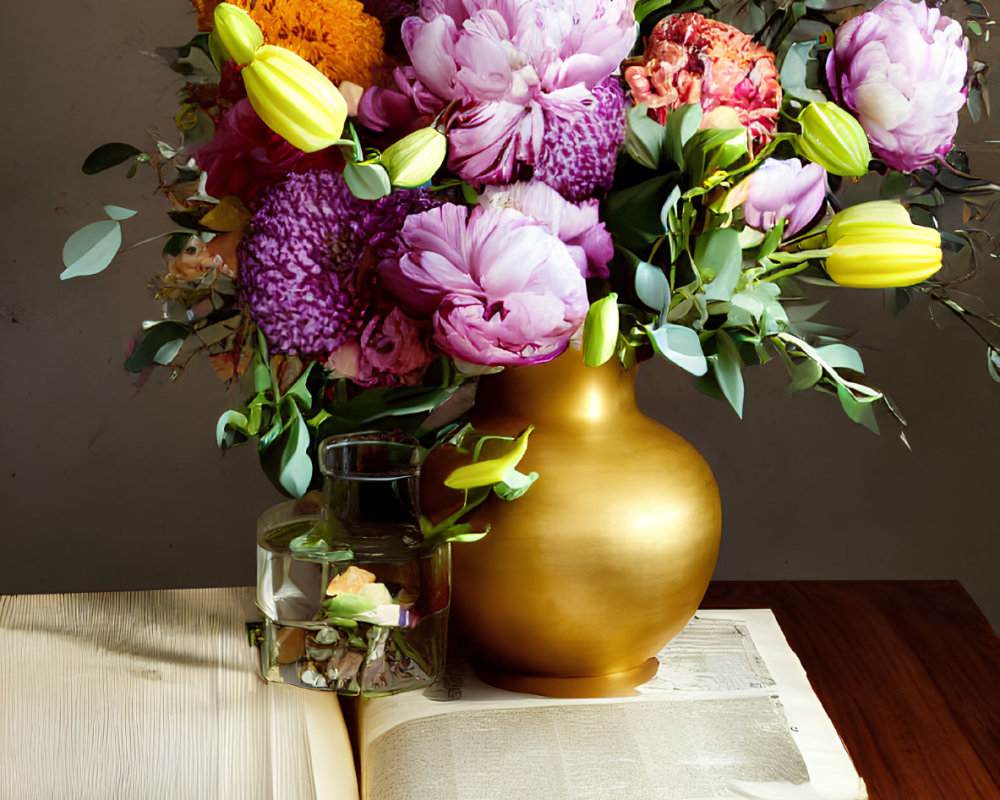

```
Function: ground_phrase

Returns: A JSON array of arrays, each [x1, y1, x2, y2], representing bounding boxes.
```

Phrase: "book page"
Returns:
[[358, 610, 866, 800]]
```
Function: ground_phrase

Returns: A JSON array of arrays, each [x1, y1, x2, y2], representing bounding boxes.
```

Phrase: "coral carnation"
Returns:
[[624, 13, 781, 151]]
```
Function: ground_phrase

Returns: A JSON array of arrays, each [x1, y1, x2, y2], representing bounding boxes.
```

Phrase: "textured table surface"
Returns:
[[703, 580, 1000, 800], [0, 586, 357, 800]]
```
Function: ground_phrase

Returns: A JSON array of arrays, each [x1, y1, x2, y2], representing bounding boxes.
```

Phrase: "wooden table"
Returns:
[[703, 580, 1000, 799]]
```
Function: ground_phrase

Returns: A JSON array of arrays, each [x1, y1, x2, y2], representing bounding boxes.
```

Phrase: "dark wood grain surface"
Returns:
[[703, 580, 1000, 799]]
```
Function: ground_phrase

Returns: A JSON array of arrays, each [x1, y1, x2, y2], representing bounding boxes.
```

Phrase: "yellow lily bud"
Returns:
[[825, 200, 910, 242], [824, 202, 941, 288], [444, 427, 533, 490], [796, 102, 871, 178], [211, 3, 263, 66], [380, 127, 447, 188], [242, 45, 348, 153]]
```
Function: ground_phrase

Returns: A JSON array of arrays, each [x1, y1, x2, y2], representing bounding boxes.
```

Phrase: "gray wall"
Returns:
[[4, 1, 998, 629]]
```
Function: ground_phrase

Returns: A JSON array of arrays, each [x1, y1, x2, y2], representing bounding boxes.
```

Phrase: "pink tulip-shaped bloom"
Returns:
[[359, 0, 636, 199], [743, 158, 828, 237], [383, 201, 590, 366], [624, 13, 782, 152], [825, 0, 968, 172]]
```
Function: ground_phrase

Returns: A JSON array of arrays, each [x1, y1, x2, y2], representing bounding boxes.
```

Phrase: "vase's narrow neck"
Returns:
[[473, 349, 638, 426]]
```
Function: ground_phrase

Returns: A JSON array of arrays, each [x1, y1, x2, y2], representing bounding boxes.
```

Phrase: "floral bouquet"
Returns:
[[62, 0, 998, 501]]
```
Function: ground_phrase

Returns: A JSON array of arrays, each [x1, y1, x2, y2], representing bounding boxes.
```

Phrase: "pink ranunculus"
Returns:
[[624, 13, 782, 153], [479, 182, 613, 278], [383, 202, 590, 366], [359, 0, 636, 198], [825, 0, 968, 172], [194, 99, 343, 204], [743, 158, 828, 237], [356, 307, 434, 386]]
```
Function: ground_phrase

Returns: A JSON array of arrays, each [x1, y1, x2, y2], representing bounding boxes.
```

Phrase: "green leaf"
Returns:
[[583, 293, 619, 367], [153, 338, 185, 366], [836, 385, 880, 434], [635, 260, 671, 314], [322, 593, 376, 618], [494, 469, 538, 501], [696, 228, 742, 301], [664, 103, 703, 169], [643, 322, 708, 376], [633, 0, 671, 24], [779, 40, 828, 103], [284, 361, 316, 410], [103, 205, 138, 221], [124, 321, 189, 372], [988, 349, 1000, 383], [624, 103, 666, 169], [342, 160, 391, 200], [711, 330, 745, 418], [814, 343, 865, 374], [60, 220, 122, 279], [879, 171, 911, 198], [788, 359, 823, 392], [278, 406, 313, 498], [659, 184, 682, 234], [604, 175, 674, 249], [216, 410, 250, 449], [82, 143, 141, 174]]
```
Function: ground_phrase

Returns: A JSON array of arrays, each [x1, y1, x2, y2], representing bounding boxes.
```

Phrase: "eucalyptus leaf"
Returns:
[[153, 338, 185, 366], [664, 103, 703, 169], [124, 321, 189, 372], [988, 348, 1000, 383], [60, 220, 122, 280], [82, 142, 141, 174], [635, 261, 671, 314], [836, 385, 880, 433], [711, 330, 745, 418], [284, 361, 316, 410], [643, 322, 708, 376], [103, 205, 138, 221], [788, 359, 823, 391], [813, 343, 865, 373], [779, 40, 828, 103], [696, 228, 743, 301], [278, 406, 313, 498], [625, 103, 666, 169]]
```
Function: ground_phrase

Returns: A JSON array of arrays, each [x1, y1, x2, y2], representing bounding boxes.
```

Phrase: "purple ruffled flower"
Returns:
[[238, 170, 439, 369], [825, 0, 968, 172], [359, 0, 636, 199], [743, 159, 828, 237], [533, 77, 627, 202], [382, 201, 590, 366]]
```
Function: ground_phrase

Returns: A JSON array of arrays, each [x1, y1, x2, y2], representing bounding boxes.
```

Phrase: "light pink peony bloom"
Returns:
[[360, 0, 636, 196], [743, 159, 828, 237], [383, 201, 590, 366], [479, 181, 613, 279], [624, 13, 781, 153], [825, 0, 968, 172]]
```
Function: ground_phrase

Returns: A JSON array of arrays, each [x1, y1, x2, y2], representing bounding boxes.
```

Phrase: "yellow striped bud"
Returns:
[[824, 202, 941, 288], [241, 45, 348, 153], [380, 127, 447, 187], [211, 3, 263, 66], [796, 102, 871, 178]]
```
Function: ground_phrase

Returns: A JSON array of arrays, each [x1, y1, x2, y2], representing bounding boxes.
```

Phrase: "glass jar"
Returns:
[[254, 431, 450, 696]]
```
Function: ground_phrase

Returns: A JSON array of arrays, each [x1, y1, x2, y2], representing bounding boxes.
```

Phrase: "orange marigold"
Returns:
[[189, 0, 386, 88]]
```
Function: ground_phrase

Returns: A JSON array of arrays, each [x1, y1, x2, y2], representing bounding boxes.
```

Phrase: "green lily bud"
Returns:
[[824, 202, 941, 288], [380, 127, 447, 188], [211, 3, 263, 66], [796, 102, 871, 178], [582, 293, 619, 367], [242, 45, 348, 153]]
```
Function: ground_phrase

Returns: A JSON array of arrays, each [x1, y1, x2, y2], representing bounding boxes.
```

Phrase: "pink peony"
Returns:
[[743, 158, 828, 237], [194, 99, 343, 204], [382, 201, 590, 366], [825, 0, 968, 172], [359, 0, 636, 198], [624, 13, 781, 152], [479, 181, 613, 279]]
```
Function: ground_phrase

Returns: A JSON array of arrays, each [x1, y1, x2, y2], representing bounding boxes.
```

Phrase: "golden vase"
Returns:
[[441, 348, 722, 697]]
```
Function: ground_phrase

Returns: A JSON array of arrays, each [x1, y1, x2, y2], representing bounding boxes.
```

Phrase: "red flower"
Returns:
[[625, 14, 781, 153]]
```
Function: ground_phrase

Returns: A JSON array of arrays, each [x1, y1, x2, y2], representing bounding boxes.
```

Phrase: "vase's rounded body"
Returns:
[[448, 350, 722, 696]]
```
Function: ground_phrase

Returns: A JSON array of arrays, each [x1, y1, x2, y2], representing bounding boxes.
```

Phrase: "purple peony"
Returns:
[[359, 0, 635, 199], [825, 0, 968, 172], [238, 169, 439, 384], [382, 200, 590, 366], [743, 158, 828, 237]]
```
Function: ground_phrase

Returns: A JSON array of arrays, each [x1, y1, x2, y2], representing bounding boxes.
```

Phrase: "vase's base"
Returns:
[[473, 657, 659, 699]]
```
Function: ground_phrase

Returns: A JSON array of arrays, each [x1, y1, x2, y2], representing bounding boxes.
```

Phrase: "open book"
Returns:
[[327, 609, 867, 800]]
